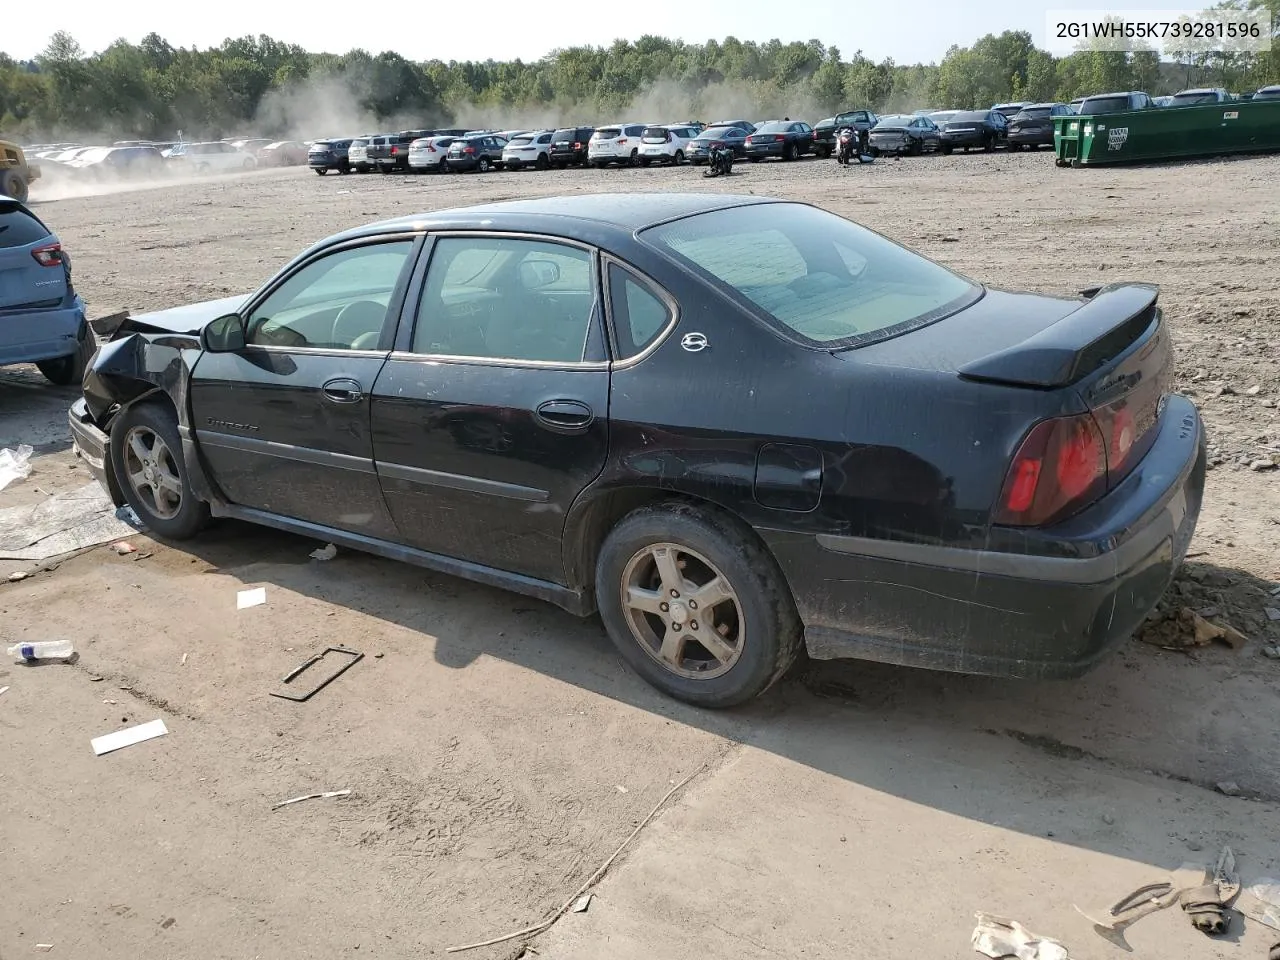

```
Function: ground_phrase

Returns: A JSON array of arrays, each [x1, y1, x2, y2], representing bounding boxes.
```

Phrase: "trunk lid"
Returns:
[[0, 202, 65, 313]]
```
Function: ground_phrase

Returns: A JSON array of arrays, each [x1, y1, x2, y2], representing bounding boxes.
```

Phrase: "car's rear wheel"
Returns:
[[314, 168, 327, 176], [478, 157, 491, 173], [783, 142, 796, 161], [36, 326, 94, 386], [595, 503, 803, 708], [673, 149, 685, 164], [0, 170, 29, 202], [110, 402, 209, 540], [536, 153, 549, 170]]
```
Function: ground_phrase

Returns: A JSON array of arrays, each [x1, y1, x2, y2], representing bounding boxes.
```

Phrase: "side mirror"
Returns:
[[202, 313, 246, 352], [518, 259, 560, 290]]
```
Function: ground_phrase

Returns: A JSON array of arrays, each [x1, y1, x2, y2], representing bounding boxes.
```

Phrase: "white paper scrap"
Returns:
[[237, 587, 266, 610], [91, 718, 169, 756]]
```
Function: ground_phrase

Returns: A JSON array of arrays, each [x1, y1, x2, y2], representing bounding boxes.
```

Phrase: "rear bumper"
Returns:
[[745, 144, 786, 158], [69, 396, 123, 504], [765, 395, 1207, 679], [941, 133, 988, 147], [1009, 130, 1054, 146], [0, 298, 86, 366]]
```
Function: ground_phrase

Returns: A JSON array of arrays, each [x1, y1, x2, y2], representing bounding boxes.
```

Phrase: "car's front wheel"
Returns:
[[595, 503, 803, 708], [110, 401, 209, 540], [477, 157, 491, 173]]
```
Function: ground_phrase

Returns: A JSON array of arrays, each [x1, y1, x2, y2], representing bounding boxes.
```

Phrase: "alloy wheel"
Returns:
[[619, 542, 744, 680], [123, 426, 183, 520]]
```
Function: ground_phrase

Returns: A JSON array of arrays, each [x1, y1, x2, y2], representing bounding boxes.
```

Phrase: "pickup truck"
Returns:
[[811, 110, 878, 158], [369, 130, 433, 173]]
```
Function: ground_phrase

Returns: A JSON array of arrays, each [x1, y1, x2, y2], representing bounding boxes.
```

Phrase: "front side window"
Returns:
[[643, 203, 978, 348], [245, 241, 414, 350], [413, 237, 597, 363]]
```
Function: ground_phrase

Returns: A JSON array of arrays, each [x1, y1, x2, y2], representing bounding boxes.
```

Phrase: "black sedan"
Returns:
[[937, 110, 1009, 152], [69, 194, 1205, 708], [686, 126, 749, 164], [1007, 103, 1074, 149], [744, 121, 815, 161], [868, 115, 942, 156]]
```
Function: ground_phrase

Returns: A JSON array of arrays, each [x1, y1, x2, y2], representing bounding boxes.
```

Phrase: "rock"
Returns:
[[1216, 781, 1242, 797], [1246, 385, 1262, 396], [1267, 608, 1280, 622], [1251, 459, 1278, 471], [1193, 613, 1225, 646], [7, 571, 29, 582], [1219, 623, 1249, 650], [1262, 645, 1280, 660], [1102, 813, 1116, 825], [1215, 384, 1236, 396]]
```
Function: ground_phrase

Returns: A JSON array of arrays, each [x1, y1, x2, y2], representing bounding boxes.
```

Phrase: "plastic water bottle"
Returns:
[[7, 640, 74, 661]]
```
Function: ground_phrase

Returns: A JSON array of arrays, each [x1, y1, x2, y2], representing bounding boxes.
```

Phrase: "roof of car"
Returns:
[[336, 193, 780, 243]]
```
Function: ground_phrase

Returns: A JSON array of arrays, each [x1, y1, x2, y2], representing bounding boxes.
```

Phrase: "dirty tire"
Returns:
[[595, 502, 803, 708], [36, 326, 94, 386], [0, 170, 29, 203], [314, 168, 327, 176], [783, 142, 796, 161], [478, 157, 491, 173], [110, 400, 209, 541]]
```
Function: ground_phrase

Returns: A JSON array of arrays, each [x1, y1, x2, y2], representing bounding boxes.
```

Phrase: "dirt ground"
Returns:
[[2, 154, 1279, 960]]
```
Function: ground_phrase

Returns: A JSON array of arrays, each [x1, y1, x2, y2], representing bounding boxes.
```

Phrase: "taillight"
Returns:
[[572, 141, 581, 150], [812, 132, 818, 139], [993, 414, 1107, 526], [427, 145, 435, 152], [391, 146, 399, 155], [618, 138, 627, 145], [32, 242, 63, 267], [464, 146, 475, 154], [774, 135, 785, 142]]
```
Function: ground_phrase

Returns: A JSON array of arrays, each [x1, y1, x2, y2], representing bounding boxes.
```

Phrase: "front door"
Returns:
[[370, 234, 610, 584], [190, 237, 418, 538]]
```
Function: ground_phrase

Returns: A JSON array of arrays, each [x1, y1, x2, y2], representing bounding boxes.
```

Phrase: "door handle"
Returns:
[[322, 378, 363, 403], [535, 399, 594, 434]]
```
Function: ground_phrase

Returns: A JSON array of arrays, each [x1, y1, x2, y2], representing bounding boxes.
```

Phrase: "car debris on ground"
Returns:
[[236, 587, 266, 609], [271, 788, 351, 810], [971, 913, 1069, 959], [0, 482, 138, 561], [309, 543, 338, 561], [270, 646, 363, 702], [0, 444, 33, 491], [91, 718, 169, 756]]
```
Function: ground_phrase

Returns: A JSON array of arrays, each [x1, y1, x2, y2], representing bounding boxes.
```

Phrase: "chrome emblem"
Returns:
[[680, 332, 708, 353]]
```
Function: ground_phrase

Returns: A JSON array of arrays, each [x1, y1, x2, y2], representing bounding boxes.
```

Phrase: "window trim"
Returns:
[[601, 255, 682, 369], [396, 229, 610, 371], [236, 233, 423, 356]]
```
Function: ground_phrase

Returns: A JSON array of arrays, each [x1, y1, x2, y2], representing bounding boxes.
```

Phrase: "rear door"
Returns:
[[370, 233, 610, 583], [0, 203, 64, 332], [189, 236, 420, 538]]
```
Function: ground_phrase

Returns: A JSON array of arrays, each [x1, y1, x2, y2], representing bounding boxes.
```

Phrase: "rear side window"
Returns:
[[597, 128, 621, 138], [607, 263, 673, 358], [644, 203, 978, 348], [0, 206, 50, 248]]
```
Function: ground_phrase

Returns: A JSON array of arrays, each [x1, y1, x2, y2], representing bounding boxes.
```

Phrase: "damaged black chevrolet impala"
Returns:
[[70, 194, 1206, 707]]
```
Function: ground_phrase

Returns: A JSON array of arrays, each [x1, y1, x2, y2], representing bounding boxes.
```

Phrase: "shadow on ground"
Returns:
[[161, 517, 1280, 871]]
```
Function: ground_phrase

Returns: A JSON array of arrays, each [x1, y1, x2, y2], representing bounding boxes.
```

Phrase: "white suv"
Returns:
[[502, 130, 554, 170], [638, 124, 699, 165], [170, 141, 257, 174], [407, 136, 455, 172], [587, 123, 648, 167]]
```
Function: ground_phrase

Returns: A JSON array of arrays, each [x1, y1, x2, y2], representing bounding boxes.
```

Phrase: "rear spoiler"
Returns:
[[958, 283, 1160, 389]]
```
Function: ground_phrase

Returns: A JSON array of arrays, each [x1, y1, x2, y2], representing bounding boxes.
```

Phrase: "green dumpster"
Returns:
[[1054, 100, 1280, 166]]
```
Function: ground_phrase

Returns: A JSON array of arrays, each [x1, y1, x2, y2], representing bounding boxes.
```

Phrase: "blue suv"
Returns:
[[0, 199, 91, 384]]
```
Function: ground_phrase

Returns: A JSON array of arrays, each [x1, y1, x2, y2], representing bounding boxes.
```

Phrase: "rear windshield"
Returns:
[[508, 136, 534, 146], [695, 127, 738, 140], [950, 111, 990, 122], [350, 139, 368, 148], [1171, 92, 1219, 104], [875, 116, 914, 126], [1016, 107, 1053, 119], [1080, 96, 1132, 114], [0, 205, 50, 248], [752, 122, 790, 134], [642, 127, 669, 139], [643, 203, 978, 348], [596, 128, 621, 138]]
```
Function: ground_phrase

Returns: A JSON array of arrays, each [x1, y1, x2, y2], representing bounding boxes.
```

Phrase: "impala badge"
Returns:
[[681, 332, 708, 353]]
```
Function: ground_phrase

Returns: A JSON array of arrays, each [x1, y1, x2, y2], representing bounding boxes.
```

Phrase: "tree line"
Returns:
[[2, 6, 1277, 143]]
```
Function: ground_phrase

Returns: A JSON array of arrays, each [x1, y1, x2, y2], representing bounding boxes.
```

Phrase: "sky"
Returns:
[[3, 0, 1154, 65]]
